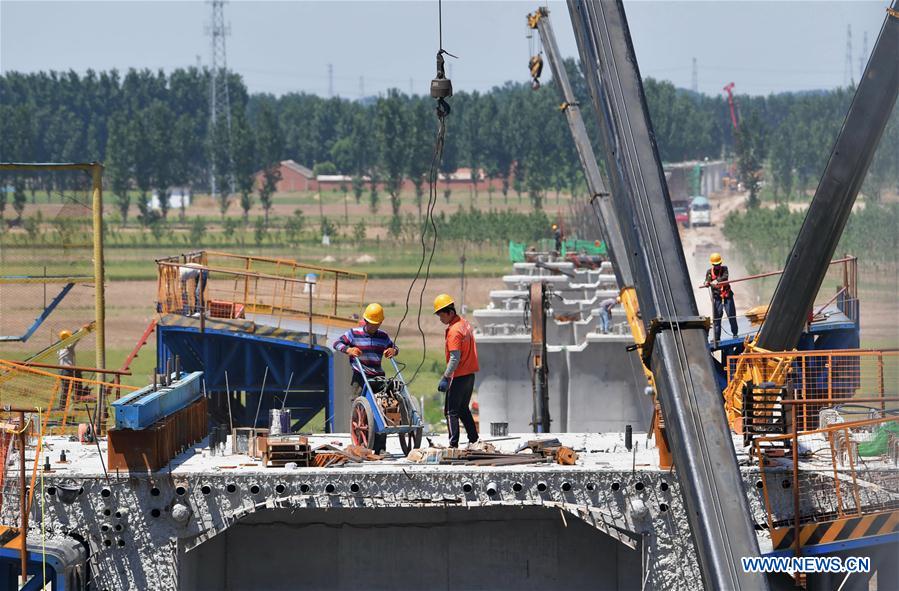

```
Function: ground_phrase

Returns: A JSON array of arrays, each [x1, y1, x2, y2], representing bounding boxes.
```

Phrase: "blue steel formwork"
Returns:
[[156, 323, 334, 432]]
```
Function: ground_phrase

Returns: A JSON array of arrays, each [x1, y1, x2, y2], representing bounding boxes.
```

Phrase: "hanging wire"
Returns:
[[393, 0, 453, 385]]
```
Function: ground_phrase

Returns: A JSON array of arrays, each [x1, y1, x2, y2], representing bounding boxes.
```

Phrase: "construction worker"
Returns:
[[434, 294, 480, 448], [705, 253, 739, 344], [57, 329, 76, 378], [179, 262, 208, 315], [333, 303, 398, 398], [598, 296, 619, 334], [56, 329, 78, 408], [552, 224, 563, 253]]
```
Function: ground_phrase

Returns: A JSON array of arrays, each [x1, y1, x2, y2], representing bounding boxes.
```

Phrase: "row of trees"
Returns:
[[724, 203, 899, 271], [1, 65, 897, 225]]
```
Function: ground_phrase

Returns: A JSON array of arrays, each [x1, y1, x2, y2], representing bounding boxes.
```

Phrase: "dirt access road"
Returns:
[[678, 190, 759, 318]]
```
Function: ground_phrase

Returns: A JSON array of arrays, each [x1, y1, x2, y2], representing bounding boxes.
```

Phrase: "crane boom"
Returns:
[[527, 7, 633, 288], [756, 1, 899, 352], [566, 2, 767, 588]]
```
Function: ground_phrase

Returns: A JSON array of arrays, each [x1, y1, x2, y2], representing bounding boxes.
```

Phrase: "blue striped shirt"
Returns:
[[333, 326, 397, 376]]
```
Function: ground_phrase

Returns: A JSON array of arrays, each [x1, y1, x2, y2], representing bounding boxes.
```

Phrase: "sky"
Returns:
[[0, 1, 892, 98]]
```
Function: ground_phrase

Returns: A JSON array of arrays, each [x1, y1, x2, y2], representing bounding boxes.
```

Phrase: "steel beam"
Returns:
[[566, 2, 766, 588], [532, 7, 633, 288], [112, 371, 203, 430], [757, 1, 899, 351]]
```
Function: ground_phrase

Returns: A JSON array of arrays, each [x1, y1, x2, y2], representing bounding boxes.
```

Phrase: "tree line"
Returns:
[[1, 64, 896, 226]]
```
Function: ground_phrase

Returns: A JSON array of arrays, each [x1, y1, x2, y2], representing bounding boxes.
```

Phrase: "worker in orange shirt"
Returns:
[[433, 293, 480, 448]]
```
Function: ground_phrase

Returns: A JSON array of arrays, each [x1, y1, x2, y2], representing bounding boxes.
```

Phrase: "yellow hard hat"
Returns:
[[710, 252, 722, 265], [59, 329, 72, 340], [551, 224, 558, 230], [362, 303, 385, 325], [433, 293, 455, 314]]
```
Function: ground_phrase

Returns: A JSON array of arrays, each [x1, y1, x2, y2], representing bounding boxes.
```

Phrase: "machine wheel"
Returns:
[[350, 397, 376, 450], [398, 427, 423, 456], [398, 399, 423, 455]]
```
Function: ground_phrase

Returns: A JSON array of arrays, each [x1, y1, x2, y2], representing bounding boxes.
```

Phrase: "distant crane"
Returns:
[[722, 82, 740, 188], [722, 81, 739, 132]]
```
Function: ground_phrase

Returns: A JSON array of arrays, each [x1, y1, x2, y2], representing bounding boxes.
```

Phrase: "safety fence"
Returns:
[[727, 349, 898, 433], [752, 414, 899, 555], [156, 251, 367, 329], [0, 359, 137, 436]]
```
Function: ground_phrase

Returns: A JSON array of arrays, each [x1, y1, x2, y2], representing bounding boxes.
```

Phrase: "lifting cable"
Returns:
[[394, 0, 454, 385]]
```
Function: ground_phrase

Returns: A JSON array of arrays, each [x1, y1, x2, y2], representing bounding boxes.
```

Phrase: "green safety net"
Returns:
[[509, 238, 607, 262], [562, 239, 606, 256], [856, 421, 899, 457], [509, 240, 526, 263]]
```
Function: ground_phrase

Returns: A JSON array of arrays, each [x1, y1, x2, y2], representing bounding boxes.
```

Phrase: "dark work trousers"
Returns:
[[713, 296, 739, 342], [444, 373, 478, 447]]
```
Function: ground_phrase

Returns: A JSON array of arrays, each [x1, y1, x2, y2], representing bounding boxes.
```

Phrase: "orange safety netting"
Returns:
[[0, 360, 137, 435]]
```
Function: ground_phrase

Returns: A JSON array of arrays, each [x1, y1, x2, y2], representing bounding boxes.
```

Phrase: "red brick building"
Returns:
[[256, 162, 507, 194]]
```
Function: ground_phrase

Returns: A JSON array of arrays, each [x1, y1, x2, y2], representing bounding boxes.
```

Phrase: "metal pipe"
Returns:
[[696, 257, 856, 289], [90, 163, 107, 435], [757, 3, 899, 351], [5, 361, 131, 375], [18, 411, 27, 585], [781, 396, 899, 405], [531, 6, 633, 288], [791, 404, 801, 563], [91, 164, 106, 372]]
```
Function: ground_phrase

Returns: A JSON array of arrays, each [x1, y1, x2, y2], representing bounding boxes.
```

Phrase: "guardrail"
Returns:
[[700, 255, 859, 327], [752, 413, 899, 559], [156, 252, 367, 330], [727, 349, 898, 432], [0, 359, 138, 435]]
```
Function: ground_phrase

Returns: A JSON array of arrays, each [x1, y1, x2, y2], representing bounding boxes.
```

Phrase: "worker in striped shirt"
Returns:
[[333, 303, 398, 398]]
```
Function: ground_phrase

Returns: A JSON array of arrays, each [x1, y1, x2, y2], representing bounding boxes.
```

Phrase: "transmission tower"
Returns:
[[691, 57, 698, 94], [859, 31, 868, 80], [328, 63, 334, 97], [844, 24, 853, 87], [207, 0, 234, 198]]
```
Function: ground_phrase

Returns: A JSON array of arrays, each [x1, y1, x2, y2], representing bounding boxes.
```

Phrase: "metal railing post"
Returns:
[[18, 410, 27, 585], [791, 403, 800, 559]]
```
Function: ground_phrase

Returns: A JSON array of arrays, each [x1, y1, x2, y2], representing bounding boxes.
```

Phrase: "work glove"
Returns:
[[438, 376, 450, 392], [384, 347, 397, 359], [711, 280, 719, 286], [346, 347, 362, 358]]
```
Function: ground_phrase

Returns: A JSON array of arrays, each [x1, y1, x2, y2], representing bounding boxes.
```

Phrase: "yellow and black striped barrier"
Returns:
[[771, 509, 899, 551]]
